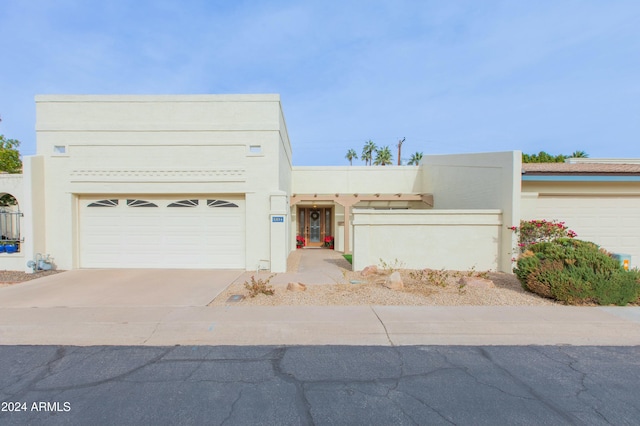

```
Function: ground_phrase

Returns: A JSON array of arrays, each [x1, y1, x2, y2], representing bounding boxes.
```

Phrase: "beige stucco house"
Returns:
[[0, 95, 637, 274], [521, 160, 640, 265]]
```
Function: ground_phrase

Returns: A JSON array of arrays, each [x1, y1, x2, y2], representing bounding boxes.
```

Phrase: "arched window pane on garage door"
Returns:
[[207, 199, 238, 208], [87, 199, 118, 207], [168, 199, 198, 207], [127, 199, 158, 207]]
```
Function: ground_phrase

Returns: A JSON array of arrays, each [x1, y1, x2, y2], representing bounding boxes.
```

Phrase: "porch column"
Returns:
[[269, 191, 289, 273], [343, 204, 351, 254], [335, 199, 356, 255]]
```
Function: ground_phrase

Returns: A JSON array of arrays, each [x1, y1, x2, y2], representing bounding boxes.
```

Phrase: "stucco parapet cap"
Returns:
[[352, 209, 502, 214], [424, 150, 517, 157], [291, 193, 431, 202], [292, 193, 426, 196], [293, 166, 420, 171], [352, 209, 503, 226], [35, 94, 281, 103]]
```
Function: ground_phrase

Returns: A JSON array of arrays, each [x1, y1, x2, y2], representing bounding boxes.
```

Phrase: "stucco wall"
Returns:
[[352, 209, 502, 271], [0, 174, 23, 202], [422, 151, 521, 272], [292, 166, 423, 194], [522, 180, 640, 269], [35, 94, 291, 271]]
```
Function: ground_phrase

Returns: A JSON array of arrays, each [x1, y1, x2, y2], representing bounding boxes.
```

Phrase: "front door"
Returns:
[[309, 209, 322, 244], [298, 207, 332, 248]]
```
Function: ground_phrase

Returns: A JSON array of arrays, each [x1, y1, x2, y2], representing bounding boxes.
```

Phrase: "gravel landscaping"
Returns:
[[0, 270, 63, 286], [0, 259, 557, 307], [210, 268, 557, 306]]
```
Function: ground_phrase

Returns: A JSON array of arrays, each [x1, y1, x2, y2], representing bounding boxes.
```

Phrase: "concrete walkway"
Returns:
[[0, 249, 639, 346], [227, 247, 351, 288], [1, 305, 639, 346]]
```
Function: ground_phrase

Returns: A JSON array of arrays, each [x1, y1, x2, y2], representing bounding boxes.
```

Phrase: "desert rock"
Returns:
[[287, 282, 307, 292], [361, 265, 378, 277], [458, 276, 495, 289], [383, 271, 404, 290]]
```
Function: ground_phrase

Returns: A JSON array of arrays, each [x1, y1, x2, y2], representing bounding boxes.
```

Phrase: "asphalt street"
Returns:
[[1, 345, 639, 425]]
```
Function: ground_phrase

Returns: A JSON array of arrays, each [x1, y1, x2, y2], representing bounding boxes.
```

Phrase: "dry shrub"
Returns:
[[244, 275, 275, 297]]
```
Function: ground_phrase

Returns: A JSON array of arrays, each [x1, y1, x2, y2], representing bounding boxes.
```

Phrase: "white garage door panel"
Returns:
[[530, 196, 640, 267], [80, 197, 245, 269]]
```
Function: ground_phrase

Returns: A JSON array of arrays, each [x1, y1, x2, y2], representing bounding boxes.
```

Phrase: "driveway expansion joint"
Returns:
[[370, 306, 395, 346]]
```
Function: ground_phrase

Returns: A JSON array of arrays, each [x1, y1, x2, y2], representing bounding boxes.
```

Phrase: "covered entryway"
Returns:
[[291, 194, 434, 253], [79, 196, 245, 269], [298, 206, 332, 247]]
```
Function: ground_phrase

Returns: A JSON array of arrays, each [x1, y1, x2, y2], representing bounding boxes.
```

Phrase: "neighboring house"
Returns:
[[0, 174, 25, 271], [521, 160, 640, 265], [0, 94, 636, 274]]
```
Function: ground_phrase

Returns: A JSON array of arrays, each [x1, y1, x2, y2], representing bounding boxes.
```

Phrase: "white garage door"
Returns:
[[526, 195, 640, 267], [79, 196, 245, 269]]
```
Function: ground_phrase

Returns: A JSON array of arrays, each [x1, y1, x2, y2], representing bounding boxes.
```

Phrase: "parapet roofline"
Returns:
[[35, 94, 281, 103], [522, 163, 640, 175]]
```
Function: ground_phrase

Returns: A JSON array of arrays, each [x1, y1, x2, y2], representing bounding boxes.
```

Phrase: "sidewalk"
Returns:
[[1, 304, 639, 346], [0, 249, 639, 346]]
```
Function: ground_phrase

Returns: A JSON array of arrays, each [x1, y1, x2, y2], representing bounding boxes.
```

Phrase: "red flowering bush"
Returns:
[[509, 219, 577, 253], [324, 236, 334, 249], [296, 235, 305, 248]]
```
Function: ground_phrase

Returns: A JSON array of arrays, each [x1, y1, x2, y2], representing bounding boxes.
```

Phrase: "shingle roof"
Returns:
[[522, 163, 640, 175]]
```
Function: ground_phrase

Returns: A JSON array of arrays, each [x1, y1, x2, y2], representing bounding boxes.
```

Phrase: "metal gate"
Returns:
[[0, 209, 22, 252]]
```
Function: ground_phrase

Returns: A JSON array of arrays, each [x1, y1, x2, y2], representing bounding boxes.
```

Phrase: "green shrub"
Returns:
[[513, 252, 540, 285], [514, 239, 640, 306]]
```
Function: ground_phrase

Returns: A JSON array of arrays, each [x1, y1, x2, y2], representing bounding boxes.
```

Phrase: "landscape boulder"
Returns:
[[383, 271, 404, 290], [287, 282, 307, 292], [458, 276, 495, 290], [361, 265, 378, 277]]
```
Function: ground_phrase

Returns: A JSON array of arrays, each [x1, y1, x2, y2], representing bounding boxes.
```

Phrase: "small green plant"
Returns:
[[244, 275, 276, 298], [476, 270, 490, 279], [409, 269, 426, 282], [409, 267, 491, 290], [409, 268, 453, 287], [378, 258, 405, 273], [465, 265, 487, 278], [462, 266, 491, 279], [427, 269, 451, 287]]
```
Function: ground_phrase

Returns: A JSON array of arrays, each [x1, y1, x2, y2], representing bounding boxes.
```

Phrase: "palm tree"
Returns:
[[373, 146, 393, 166], [361, 140, 377, 166], [571, 150, 589, 158], [345, 149, 358, 165], [407, 152, 423, 165]]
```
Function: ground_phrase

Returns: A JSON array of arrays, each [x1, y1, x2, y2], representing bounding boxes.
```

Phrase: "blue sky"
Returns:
[[1, 0, 639, 165]]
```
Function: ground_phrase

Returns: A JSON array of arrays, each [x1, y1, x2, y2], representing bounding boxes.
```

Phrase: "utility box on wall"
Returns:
[[612, 253, 631, 271]]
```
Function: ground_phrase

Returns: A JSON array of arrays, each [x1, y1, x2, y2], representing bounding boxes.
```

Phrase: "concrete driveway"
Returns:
[[0, 269, 244, 308]]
